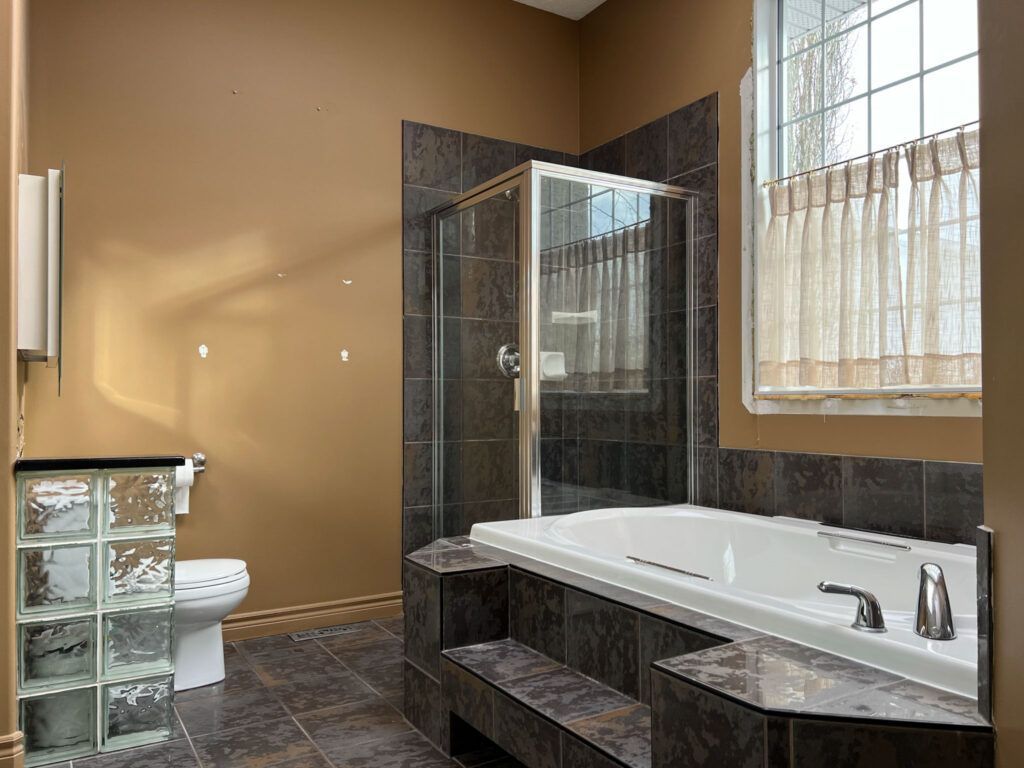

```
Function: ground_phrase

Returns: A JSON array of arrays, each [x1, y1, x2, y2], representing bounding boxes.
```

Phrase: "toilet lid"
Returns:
[[176, 558, 247, 588]]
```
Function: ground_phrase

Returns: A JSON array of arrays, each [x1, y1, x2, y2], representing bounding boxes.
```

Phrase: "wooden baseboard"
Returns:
[[222, 590, 403, 641], [0, 731, 23, 768]]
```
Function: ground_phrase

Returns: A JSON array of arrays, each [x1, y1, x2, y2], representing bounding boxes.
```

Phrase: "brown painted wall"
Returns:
[[0, 0, 26, 761], [979, 0, 1024, 762], [579, 0, 982, 463], [22, 0, 579, 626]]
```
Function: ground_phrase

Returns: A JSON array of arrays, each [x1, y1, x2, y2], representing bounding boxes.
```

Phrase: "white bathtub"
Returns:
[[470, 504, 978, 698]]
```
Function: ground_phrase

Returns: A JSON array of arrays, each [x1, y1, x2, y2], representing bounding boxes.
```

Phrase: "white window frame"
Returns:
[[742, 0, 982, 418]]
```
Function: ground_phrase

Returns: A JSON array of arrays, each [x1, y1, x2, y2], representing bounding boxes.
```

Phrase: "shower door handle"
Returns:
[[496, 343, 520, 378]]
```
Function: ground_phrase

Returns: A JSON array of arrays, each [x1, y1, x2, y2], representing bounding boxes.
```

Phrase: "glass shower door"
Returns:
[[530, 170, 693, 517], [433, 181, 522, 538]]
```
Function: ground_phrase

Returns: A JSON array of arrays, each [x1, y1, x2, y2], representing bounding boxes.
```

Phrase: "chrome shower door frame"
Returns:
[[430, 161, 698, 527]]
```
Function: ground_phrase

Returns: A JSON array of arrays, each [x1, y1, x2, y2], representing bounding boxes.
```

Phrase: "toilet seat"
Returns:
[[175, 559, 249, 604], [176, 558, 247, 589]]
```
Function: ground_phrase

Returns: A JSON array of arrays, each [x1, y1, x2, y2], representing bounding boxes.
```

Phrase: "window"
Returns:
[[749, 0, 981, 414]]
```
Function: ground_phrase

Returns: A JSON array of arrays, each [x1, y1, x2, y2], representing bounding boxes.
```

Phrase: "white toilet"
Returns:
[[173, 558, 250, 691]]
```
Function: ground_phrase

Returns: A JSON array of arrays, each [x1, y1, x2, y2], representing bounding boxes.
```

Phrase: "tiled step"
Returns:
[[444, 639, 651, 768]]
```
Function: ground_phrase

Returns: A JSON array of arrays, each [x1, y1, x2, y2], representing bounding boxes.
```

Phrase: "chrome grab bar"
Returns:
[[627, 556, 711, 581], [817, 530, 910, 551]]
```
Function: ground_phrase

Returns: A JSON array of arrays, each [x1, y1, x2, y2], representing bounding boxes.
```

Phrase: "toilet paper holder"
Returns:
[[192, 452, 207, 474]]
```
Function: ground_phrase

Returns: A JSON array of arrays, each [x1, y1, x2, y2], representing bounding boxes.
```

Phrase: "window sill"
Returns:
[[742, 395, 982, 418]]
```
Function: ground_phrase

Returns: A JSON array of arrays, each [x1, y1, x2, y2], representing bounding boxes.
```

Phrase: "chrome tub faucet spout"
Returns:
[[915, 563, 956, 640], [818, 581, 887, 632]]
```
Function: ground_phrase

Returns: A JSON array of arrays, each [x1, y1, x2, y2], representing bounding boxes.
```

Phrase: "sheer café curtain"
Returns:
[[756, 128, 981, 395], [540, 223, 650, 393]]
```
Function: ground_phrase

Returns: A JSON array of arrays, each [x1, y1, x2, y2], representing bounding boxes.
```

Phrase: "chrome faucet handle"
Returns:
[[818, 581, 887, 633], [915, 563, 956, 640]]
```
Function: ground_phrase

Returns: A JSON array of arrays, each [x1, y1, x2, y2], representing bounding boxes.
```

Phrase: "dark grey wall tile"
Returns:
[[639, 615, 721, 704], [440, 254, 461, 317], [516, 144, 564, 165], [579, 440, 626, 496], [442, 379, 463, 441], [403, 561, 441, 678], [667, 443, 689, 504], [461, 257, 515, 321], [666, 310, 687, 378], [925, 462, 983, 545], [696, 235, 718, 308], [461, 320, 518, 379], [404, 185, 453, 251], [697, 305, 717, 377], [442, 569, 509, 649], [667, 93, 718, 177], [563, 153, 581, 167], [403, 122, 461, 192], [403, 506, 434, 556], [627, 379, 671, 445], [492, 693, 561, 768], [462, 439, 517, 502], [541, 438, 563, 482], [626, 442, 668, 502], [664, 242, 688, 312], [651, 669, 764, 768], [442, 317, 462, 379], [443, 500, 518, 538], [670, 162, 718, 238], [404, 379, 433, 443], [790, 719, 993, 768], [697, 447, 719, 507], [578, 395, 627, 441], [461, 198, 516, 260], [463, 380, 516, 440], [403, 315, 433, 379], [404, 250, 433, 316], [443, 441, 464, 505], [566, 589, 640, 699], [625, 116, 668, 182], [403, 442, 432, 507], [843, 456, 924, 538], [463, 134, 516, 191], [697, 377, 718, 448], [580, 136, 626, 176], [404, 660, 443, 747], [510, 570, 566, 663], [774, 452, 842, 524], [441, 658, 494, 740], [718, 448, 775, 516]]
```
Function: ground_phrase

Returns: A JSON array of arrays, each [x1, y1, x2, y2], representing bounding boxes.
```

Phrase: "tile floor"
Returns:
[[42, 615, 523, 768]]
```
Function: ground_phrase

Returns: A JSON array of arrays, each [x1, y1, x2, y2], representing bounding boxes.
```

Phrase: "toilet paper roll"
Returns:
[[174, 459, 194, 515]]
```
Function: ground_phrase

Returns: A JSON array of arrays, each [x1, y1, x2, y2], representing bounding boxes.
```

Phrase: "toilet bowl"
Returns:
[[173, 558, 249, 691]]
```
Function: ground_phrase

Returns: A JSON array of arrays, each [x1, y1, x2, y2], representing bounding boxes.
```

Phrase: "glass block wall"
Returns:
[[15, 463, 177, 766]]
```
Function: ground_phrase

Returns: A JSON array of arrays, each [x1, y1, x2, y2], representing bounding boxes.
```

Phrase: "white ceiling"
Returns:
[[512, 0, 607, 21]]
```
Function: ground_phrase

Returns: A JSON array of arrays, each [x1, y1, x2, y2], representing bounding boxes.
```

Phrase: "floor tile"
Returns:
[[270, 665, 377, 714], [245, 644, 344, 687], [321, 730, 455, 767], [73, 739, 199, 768], [374, 614, 404, 638], [324, 634, 403, 671], [235, 634, 299, 656], [262, 756, 334, 768], [317, 624, 395, 656], [349, 655, 403, 697], [191, 717, 318, 768], [175, 687, 290, 736], [297, 697, 412, 754]]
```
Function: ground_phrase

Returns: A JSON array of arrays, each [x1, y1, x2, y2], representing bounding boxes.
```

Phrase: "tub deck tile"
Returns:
[[806, 678, 989, 728], [654, 634, 902, 713], [497, 666, 637, 724], [406, 545, 506, 573], [445, 639, 562, 683]]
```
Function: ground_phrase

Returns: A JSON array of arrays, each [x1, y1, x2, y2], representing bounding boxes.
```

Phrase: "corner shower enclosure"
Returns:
[[430, 162, 697, 537]]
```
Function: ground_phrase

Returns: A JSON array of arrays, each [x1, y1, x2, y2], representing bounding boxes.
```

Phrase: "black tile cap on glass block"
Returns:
[[16, 455, 186, 472]]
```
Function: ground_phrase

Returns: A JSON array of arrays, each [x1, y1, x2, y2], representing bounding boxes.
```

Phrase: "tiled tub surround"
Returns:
[[15, 456, 184, 766], [403, 537, 992, 768], [402, 121, 576, 556]]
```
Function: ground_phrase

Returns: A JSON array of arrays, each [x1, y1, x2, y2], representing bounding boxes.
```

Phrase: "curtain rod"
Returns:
[[762, 120, 980, 188]]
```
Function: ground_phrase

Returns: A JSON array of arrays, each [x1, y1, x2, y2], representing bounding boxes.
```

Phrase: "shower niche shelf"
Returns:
[[14, 456, 184, 766]]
